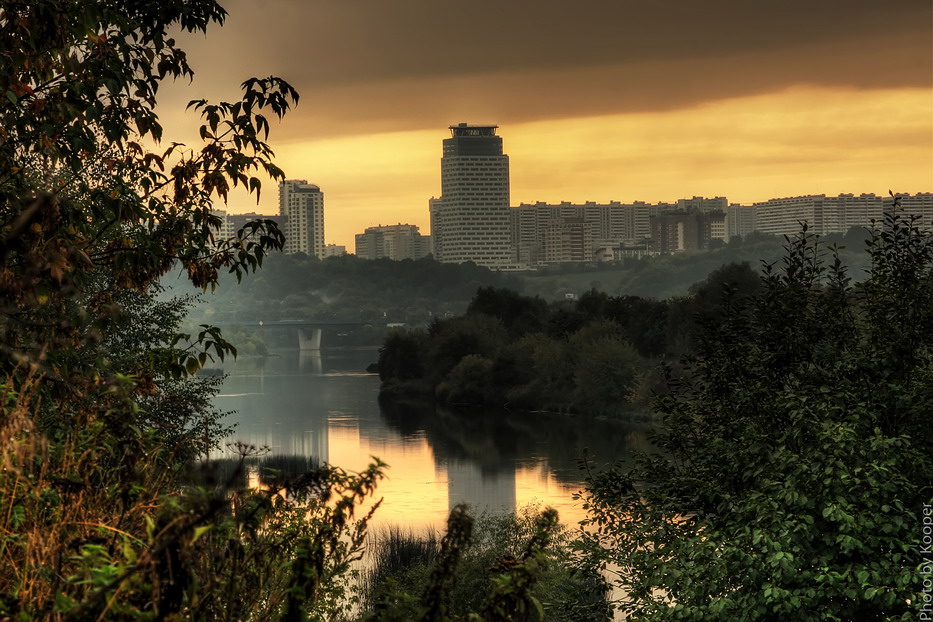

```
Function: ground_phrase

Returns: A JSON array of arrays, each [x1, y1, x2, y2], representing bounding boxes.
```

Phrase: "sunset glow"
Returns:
[[156, 0, 931, 250], [207, 86, 930, 249]]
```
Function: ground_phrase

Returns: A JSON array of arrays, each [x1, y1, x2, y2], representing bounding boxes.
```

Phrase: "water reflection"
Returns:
[[211, 349, 649, 530]]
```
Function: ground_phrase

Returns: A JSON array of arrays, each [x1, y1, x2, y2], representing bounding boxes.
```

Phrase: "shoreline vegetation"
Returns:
[[376, 262, 764, 419]]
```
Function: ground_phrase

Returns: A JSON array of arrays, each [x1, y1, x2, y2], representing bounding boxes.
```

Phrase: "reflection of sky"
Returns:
[[210, 349, 638, 531]]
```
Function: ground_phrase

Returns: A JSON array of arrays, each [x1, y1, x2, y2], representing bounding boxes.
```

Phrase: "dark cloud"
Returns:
[[165, 0, 932, 137]]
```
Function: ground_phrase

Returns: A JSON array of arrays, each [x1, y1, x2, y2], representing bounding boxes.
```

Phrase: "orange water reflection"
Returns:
[[328, 424, 586, 533]]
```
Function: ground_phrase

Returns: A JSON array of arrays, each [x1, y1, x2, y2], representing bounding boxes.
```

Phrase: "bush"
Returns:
[[359, 507, 611, 621], [577, 212, 933, 620]]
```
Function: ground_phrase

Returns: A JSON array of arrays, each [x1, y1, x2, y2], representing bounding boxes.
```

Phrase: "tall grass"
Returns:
[[355, 508, 611, 621]]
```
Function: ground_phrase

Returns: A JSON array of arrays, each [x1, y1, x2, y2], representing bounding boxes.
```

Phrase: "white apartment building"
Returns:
[[209, 209, 237, 243], [431, 124, 515, 269], [884, 193, 933, 230], [279, 180, 325, 257], [511, 201, 652, 266], [752, 194, 889, 237]]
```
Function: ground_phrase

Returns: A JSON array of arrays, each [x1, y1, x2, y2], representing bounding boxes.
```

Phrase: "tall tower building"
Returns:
[[432, 123, 513, 268], [279, 179, 325, 257]]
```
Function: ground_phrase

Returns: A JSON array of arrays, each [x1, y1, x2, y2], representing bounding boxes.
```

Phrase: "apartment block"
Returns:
[[279, 180, 325, 257], [649, 210, 726, 253], [355, 224, 431, 261], [511, 201, 652, 266], [324, 244, 347, 258]]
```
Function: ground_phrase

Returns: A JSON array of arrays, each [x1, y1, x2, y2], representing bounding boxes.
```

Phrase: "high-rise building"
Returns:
[[431, 123, 514, 269], [279, 180, 325, 257]]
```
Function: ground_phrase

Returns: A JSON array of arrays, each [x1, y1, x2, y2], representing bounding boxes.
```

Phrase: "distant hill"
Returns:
[[176, 228, 871, 335]]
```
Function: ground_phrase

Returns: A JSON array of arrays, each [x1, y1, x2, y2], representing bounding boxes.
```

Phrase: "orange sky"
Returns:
[[158, 0, 933, 249]]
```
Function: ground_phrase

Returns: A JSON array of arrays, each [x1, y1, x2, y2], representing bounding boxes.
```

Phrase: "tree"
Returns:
[[578, 212, 933, 620], [0, 1, 353, 618], [379, 328, 427, 383], [468, 286, 549, 338], [0, 0, 293, 391]]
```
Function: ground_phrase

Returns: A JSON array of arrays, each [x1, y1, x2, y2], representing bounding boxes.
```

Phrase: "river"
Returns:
[[209, 348, 650, 532]]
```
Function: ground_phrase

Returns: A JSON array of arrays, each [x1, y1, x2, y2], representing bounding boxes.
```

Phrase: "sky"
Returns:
[[158, 0, 933, 250]]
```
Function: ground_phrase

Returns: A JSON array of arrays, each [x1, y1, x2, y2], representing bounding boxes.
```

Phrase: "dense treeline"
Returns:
[[379, 261, 762, 416], [521, 228, 870, 301], [182, 252, 523, 327], [182, 227, 870, 352]]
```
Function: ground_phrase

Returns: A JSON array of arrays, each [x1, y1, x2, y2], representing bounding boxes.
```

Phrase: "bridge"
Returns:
[[214, 320, 400, 351]]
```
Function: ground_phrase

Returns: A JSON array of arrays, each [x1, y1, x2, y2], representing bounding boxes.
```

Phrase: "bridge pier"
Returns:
[[297, 327, 323, 351]]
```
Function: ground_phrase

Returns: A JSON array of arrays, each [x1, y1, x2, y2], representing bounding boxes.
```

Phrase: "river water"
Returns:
[[210, 348, 650, 532]]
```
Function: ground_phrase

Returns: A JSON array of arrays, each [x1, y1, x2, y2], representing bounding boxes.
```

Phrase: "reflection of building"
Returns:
[[209, 355, 330, 464], [279, 179, 325, 257], [355, 224, 432, 260], [446, 460, 515, 515], [432, 124, 515, 269]]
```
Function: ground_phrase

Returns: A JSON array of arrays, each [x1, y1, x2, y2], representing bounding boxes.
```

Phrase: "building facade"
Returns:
[[324, 244, 347, 258], [355, 224, 431, 261], [884, 193, 933, 231], [279, 180, 325, 257], [431, 124, 514, 269], [752, 194, 884, 237], [511, 201, 653, 266], [649, 210, 726, 253]]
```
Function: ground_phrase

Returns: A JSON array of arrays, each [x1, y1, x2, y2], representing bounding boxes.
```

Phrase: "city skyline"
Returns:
[[157, 1, 932, 249]]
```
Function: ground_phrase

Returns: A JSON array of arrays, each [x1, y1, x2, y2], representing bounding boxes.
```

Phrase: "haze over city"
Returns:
[[159, 0, 933, 249]]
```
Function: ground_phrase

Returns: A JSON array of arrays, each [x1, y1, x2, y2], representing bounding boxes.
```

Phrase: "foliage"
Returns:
[[0, 3, 614, 620], [435, 354, 497, 405], [520, 227, 871, 301], [425, 314, 509, 385], [359, 506, 611, 622], [576, 210, 933, 620], [466, 286, 549, 339], [570, 327, 641, 416], [0, 0, 408, 619], [1, 0, 293, 368], [0, 407, 385, 619], [379, 293, 655, 415], [181, 253, 525, 330], [379, 328, 427, 383]]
